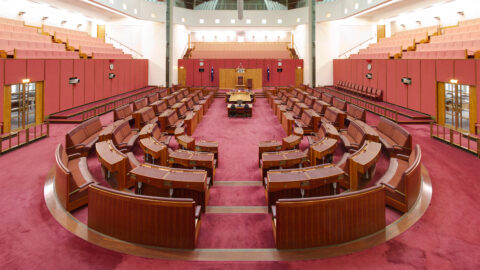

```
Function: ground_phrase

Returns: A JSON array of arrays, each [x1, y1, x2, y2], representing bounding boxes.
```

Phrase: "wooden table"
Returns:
[[265, 164, 345, 210], [177, 135, 195, 150], [130, 164, 209, 212], [226, 91, 254, 103], [168, 149, 216, 184], [282, 135, 302, 150], [227, 104, 253, 118], [195, 140, 219, 167], [310, 137, 338, 165]]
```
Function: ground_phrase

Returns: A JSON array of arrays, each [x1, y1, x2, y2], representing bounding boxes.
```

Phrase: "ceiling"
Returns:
[[30, 0, 126, 20], [356, 0, 452, 21]]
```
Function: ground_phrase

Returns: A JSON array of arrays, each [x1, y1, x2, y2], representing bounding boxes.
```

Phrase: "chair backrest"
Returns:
[[332, 98, 346, 111], [404, 145, 422, 209], [167, 110, 179, 125], [148, 93, 159, 104], [134, 98, 148, 111], [324, 107, 338, 123], [238, 76, 244, 85], [300, 111, 313, 126], [114, 105, 132, 121], [247, 78, 253, 88]]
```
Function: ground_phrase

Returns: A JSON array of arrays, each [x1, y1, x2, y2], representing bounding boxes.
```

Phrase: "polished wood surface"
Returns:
[[226, 90, 255, 103], [261, 149, 308, 179], [88, 184, 200, 249], [310, 137, 338, 165], [98, 120, 124, 142], [168, 149, 216, 183], [347, 141, 382, 190], [273, 185, 385, 249], [219, 69, 262, 89], [95, 140, 132, 190]]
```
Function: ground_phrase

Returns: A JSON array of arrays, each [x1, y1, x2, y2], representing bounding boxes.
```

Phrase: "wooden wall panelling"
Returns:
[[386, 60, 396, 103], [436, 59, 454, 83], [5, 59, 26, 85], [44, 60, 60, 116], [84, 60, 95, 104], [437, 82, 445, 124], [376, 60, 387, 96], [407, 60, 421, 111], [333, 59, 339, 84], [59, 60, 74, 111], [73, 59, 85, 107], [420, 60, 437, 116], [129, 60, 135, 90], [469, 86, 477, 133], [351, 59, 358, 84], [356, 60, 364, 85], [94, 60, 104, 101], [395, 60, 408, 108], [111, 61, 120, 96], [26, 59, 44, 82], [193, 59, 201, 86], [201, 59, 210, 87], [454, 60, 476, 86], [476, 60, 480, 122], [143, 59, 149, 87]]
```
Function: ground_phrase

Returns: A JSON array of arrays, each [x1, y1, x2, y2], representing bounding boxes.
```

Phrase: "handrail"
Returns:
[[337, 35, 377, 59], [430, 122, 480, 157], [0, 120, 49, 154], [105, 35, 144, 59]]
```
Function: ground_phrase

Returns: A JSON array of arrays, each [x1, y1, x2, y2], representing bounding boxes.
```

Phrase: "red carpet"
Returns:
[[0, 96, 479, 269]]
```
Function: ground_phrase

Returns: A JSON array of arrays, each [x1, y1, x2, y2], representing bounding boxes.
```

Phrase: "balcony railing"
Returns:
[[430, 122, 480, 157], [0, 121, 49, 155]]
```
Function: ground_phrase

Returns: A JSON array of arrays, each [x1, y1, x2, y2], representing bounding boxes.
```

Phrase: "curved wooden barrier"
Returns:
[[88, 184, 201, 249]]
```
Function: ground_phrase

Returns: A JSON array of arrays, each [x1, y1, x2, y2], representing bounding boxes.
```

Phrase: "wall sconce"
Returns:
[[450, 79, 458, 84], [457, 11, 464, 16], [61, 20, 67, 25], [401, 77, 412, 85], [416, 21, 421, 25], [18, 11, 26, 16], [108, 73, 116, 79], [69, 77, 80, 84], [179, 66, 184, 69], [400, 24, 406, 28], [77, 24, 82, 28], [434, 16, 441, 21], [22, 78, 30, 83], [42, 17, 48, 21], [366, 73, 373, 79]]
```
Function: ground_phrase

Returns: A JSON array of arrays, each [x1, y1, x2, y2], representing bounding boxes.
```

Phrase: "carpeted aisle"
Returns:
[[0, 95, 479, 269]]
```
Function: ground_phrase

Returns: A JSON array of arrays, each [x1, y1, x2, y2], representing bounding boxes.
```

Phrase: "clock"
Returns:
[[109, 63, 114, 70], [367, 63, 372, 70]]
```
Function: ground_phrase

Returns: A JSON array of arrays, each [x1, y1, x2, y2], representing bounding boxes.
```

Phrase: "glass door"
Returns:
[[10, 82, 37, 132], [444, 83, 470, 132]]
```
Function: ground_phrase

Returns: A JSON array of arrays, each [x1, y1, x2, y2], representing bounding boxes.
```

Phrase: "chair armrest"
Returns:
[[271, 205, 277, 218], [396, 154, 410, 161], [66, 143, 86, 149], [67, 153, 82, 160], [393, 144, 410, 151], [195, 205, 202, 218]]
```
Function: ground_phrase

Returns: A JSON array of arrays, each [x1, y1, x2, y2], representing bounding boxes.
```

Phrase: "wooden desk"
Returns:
[[227, 104, 253, 118], [177, 135, 195, 150], [195, 140, 219, 167], [258, 140, 283, 167], [227, 91, 254, 103], [265, 164, 344, 210], [310, 137, 338, 165], [282, 135, 302, 150], [95, 140, 129, 190], [149, 100, 168, 116], [353, 120, 380, 142], [261, 149, 308, 179], [168, 149, 216, 184], [348, 141, 382, 190], [139, 137, 167, 166], [130, 164, 209, 212]]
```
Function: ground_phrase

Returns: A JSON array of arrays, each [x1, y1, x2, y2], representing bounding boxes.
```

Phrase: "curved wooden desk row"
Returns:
[[258, 130, 304, 165], [260, 149, 309, 179], [176, 134, 219, 166]]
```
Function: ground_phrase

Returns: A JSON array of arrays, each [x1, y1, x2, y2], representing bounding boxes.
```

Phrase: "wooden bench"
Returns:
[[332, 97, 347, 111], [159, 109, 184, 134], [312, 99, 330, 115], [374, 117, 412, 157], [133, 98, 148, 111], [294, 109, 320, 134], [307, 122, 340, 145], [271, 185, 385, 249], [158, 87, 169, 98], [88, 184, 201, 249], [133, 107, 158, 130], [114, 104, 134, 123], [112, 120, 139, 152], [55, 144, 98, 211], [322, 107, 346, 129], [346, 104, 366, 123], [147, 92, 159, 104], [65, 116, 103, 156], [149, 100, 168, 116], [339, 120, 366, 152], [376, 144, 422, 213], [321, 92, 333, 104]]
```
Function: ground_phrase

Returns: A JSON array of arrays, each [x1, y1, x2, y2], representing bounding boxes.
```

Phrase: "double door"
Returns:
[[439, 82, 476, 133], [3, 82, 43, 133]]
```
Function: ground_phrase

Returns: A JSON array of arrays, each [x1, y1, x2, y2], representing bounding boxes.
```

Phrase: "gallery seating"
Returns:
[[159, 109, 184, 134], [55, 144, 98, 212], [374, 116, 412, 157], [271, 185, 385, 249], [322, 107, 346, 130], [149, 100, 168, 116], [14, 49, 79, 59], [132, 107, 157, 130], [88, 184, 202, 249], [376, 145, 422, 213], [294, 109, 320, 134], [112, 120, 139, 152], [307, 122, 340, 145], [335, 81, 383, 100], [65, 116, 103, 156], [92, 52, 132, 59]]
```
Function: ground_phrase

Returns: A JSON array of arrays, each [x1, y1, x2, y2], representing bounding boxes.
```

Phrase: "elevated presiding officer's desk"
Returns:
[[130, 164, 210, 212], [265, 164, 345, 210]]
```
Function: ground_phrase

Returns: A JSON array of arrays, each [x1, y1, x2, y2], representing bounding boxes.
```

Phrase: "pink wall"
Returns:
[[178, 59, 303, 87], [333, 59, 479, 120], [0, 59, 149, 121]]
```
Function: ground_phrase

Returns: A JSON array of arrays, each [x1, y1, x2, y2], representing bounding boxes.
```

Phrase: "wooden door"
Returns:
[[377, 25, 386, 42], [97, 25, 105, 41], [295, 68, 303, 87], [178, 67, 186, 87]]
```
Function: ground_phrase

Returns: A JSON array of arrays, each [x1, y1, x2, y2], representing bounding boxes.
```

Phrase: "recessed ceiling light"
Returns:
[[199, 19, 204, 24], [215, 19, 220, 24], [122, 3, 127, 10], [354, 3, 359, 9], [181, 17, 185, 22], [326, 13, 331, 18], [296, 18, 300, 22], [230, 19, 235, 24], [277, 19, 282, 24], [261, 19, 266, 24], [151, 13, 156, 18], [246, 19, 251, 24], [344, 8, 348, 14], [109, 0, 114, 4]]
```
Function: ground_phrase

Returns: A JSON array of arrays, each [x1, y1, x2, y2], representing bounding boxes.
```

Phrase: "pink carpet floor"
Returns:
[[0, 97, 479, 269]]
